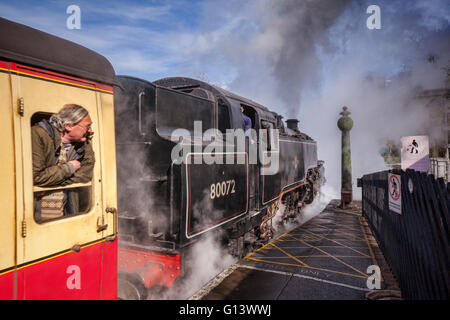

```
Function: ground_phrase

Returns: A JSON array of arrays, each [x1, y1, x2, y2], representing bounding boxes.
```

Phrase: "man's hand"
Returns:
[[69, 160, 81, 171]]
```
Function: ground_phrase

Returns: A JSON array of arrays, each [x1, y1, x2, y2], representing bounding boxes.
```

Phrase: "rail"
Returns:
[[360, 169, 449, 299]]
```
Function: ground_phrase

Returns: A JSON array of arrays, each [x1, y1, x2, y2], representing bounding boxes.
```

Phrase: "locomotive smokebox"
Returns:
[[286, 119, 299, 132]]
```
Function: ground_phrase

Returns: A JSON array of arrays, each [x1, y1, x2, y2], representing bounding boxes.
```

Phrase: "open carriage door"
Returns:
[[11, 64, 109, 299]]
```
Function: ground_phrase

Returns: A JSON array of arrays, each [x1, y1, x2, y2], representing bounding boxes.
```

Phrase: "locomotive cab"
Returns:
[[241, 104, 257, 129]]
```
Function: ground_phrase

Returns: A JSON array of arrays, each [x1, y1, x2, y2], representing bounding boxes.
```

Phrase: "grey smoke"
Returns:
[[266, 0, 351, 118], [185, 0, 449, 199]]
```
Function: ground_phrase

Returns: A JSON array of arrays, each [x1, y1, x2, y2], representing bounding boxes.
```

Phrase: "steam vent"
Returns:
[[337, 106, 354, 208]]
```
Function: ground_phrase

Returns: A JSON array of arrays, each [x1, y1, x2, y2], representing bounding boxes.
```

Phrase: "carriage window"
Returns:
[[31, 112, 93, 223]]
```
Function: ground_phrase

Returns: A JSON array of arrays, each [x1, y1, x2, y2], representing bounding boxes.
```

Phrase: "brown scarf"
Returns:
[[39, 141, 72, 220]]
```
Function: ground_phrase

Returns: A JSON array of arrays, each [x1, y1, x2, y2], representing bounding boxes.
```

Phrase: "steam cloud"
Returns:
[[154, 232, 236, 299], [186, 0, 450, 199], [116, 0, 449, 298]]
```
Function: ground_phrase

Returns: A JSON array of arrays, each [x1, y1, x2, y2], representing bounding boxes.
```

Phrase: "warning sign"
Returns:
[[401, 136, 429, 172], [388, 173, 401, 214]]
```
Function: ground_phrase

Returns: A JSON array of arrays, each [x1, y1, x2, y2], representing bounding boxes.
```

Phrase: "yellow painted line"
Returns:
[[244, 237, 372, 280], [284, 233, 319, 238], [0, 268, 15, 276], [245, 225, 302, 259], [249, 255, 372, 259], [246, 256, 307, 268], [244, 213, 377, 281], [307, 222, 366, 241], [323, 221, 363, 233], [286, 234, 369, 278], [280, 233, 319, 240], [304, 221, 361, 233], [18, 239, 105, 271], [299, 229, 371, 258], [359, 217, 379, 267], [307, 221, 362, 235], [255, 245, 370, 249], [286, 230, 367, 242], [0, 239, 105, 275], [15, 70, 113, 93], [245, 256, 369, 280], [268, 242, 309, 267], [277, 238, 367, 242]]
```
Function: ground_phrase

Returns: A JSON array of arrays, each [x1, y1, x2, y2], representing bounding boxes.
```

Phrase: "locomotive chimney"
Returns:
[[286, 119, 299, 132]]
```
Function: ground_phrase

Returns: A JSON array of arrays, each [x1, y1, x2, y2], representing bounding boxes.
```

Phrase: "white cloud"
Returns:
[[98, 4, 172, 22]]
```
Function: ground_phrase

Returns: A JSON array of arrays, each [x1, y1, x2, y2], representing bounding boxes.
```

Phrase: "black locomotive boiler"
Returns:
[[114, 76, 324, 299]]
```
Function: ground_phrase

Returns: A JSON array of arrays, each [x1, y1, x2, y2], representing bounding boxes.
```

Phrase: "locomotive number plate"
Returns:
[[185, 152, 248, 238], [210, 179, 236, 199]]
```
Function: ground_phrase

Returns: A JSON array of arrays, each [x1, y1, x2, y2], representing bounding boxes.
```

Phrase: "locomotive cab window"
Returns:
[[156, 87, 215, 137], [31, 112, 93, 223], [218, 100, 231, 133], [260, 120, 279, 152], [241, 105, 256, 129]]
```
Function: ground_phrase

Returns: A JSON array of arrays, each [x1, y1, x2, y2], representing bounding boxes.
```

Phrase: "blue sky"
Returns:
[[0, 0, 209, 80], [1, 0, 449, 195], [1, 0, 448, 97]]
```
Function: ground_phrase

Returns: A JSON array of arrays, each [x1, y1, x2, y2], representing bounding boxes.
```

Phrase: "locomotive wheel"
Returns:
[[117, 274, 148, 300]]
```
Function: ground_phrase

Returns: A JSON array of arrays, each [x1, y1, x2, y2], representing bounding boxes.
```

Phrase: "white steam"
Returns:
[[273, 183, 340, 235], [153, 232, 237, 299], [181, 0, 450, 200]]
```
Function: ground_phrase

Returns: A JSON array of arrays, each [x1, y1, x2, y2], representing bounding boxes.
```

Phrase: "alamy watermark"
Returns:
[[66, 5, 81, 30], [366, 5, 381, 30], [366, 265, 381, 289], [66, 265, 81, 290]]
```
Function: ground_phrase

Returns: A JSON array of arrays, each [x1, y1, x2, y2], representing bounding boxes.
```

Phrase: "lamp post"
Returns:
[[337, 106, 354, 208]]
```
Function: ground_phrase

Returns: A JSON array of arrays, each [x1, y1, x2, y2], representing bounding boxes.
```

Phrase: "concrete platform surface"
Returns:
[[191, 200, 401, 300]]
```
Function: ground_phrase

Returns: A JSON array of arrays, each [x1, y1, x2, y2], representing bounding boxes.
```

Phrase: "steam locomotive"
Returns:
[[114, 76, 324, 299], [0, 16, 323, 300]]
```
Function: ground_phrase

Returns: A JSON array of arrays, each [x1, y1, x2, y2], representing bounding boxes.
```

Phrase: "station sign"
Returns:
[[401, 136, 429, 172]]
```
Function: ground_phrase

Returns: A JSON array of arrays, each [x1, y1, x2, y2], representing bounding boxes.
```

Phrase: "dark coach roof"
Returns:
[[154, 77, 270, 112], [0, 17, 120, 87]]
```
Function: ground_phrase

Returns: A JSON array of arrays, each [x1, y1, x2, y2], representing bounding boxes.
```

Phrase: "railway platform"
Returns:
[[190, 200, 401, 300]]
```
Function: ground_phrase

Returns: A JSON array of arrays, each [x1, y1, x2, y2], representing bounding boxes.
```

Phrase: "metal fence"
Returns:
[[360, 169, 450, 300]]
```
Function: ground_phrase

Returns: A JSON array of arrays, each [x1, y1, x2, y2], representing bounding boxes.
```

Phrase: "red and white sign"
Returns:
[[401, 136, 429, 172], [388, 173, 401, 214]]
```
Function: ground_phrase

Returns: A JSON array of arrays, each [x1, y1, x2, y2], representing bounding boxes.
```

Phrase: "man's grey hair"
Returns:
[[49, 104, 89, 132]]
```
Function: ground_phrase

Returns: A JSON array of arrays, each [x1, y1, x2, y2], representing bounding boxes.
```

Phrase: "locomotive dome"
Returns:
[[0, 17, 120, 87]]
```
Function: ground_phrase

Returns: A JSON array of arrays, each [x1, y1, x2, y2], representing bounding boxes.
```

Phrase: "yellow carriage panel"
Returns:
[[16, 74, 108, 264], [0, 70, 15, 272]]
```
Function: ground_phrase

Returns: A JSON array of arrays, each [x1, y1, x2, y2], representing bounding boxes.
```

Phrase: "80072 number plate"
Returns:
[[185, 153, 248, 238]]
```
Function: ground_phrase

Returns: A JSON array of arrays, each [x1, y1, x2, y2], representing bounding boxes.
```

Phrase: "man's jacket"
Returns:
[[31, 119, 95, 187]]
